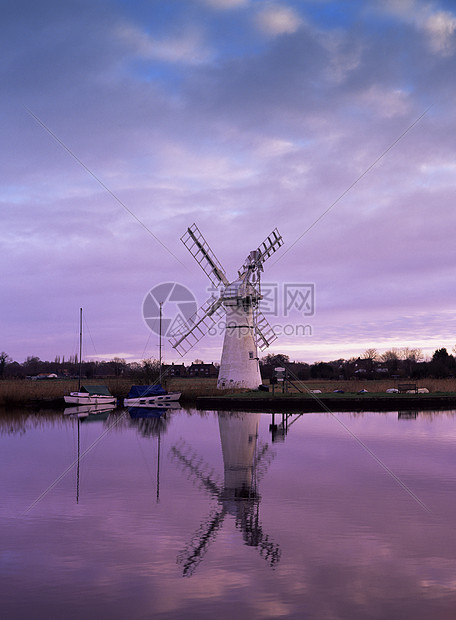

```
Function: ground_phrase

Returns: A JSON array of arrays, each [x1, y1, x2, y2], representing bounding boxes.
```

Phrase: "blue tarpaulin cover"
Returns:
[[126, 385, 167, 398]]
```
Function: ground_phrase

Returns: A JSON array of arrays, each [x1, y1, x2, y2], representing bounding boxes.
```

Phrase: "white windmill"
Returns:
[[169, 224, 284, 390]]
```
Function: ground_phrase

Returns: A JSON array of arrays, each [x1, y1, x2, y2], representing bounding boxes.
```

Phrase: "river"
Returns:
[[1, 407, 456, 619]]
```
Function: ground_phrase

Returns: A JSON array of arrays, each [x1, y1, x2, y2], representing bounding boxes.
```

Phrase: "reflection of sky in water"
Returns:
[[1, 409, 456, 619]]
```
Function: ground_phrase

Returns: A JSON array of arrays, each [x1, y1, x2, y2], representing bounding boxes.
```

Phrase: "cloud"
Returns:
[[424, 10, 456, 55], [200, 0, 248, 9], [378, 0, 456, 56], [116, 23, 214, 65], [354, 86, 412, 118], [255, 3, 302, 36]]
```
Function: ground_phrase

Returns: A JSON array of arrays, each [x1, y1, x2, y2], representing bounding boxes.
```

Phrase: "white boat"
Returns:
[[64, 385, 116, 405], [64, 308, 116, 406], [123, 385, 181, 408]]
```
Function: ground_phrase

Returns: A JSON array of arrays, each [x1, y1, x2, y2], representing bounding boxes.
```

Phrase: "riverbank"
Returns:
[[0, 377, 226, 408], [0, 378, 133, 408], [196, 391, 456, 412], [2, 377, 456, 412]]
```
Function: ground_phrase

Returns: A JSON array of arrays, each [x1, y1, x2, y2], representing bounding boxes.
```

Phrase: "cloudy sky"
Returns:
[[2, 0, 456, 366]]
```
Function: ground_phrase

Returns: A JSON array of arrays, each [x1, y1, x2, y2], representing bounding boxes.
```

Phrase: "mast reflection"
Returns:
[[128, 407, 174, 503]]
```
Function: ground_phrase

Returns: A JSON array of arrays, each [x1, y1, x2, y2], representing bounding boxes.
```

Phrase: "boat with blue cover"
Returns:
[[123, 384, 181, 407]]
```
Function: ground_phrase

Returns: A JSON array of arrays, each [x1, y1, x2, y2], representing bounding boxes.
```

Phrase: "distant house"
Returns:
[[188, 362, 218, 378], [162, 363, 187, 378]]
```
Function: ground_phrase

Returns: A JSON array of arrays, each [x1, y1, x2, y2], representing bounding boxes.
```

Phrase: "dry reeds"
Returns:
[[1, 376, 455, 408], [0, 378, 132, 407]]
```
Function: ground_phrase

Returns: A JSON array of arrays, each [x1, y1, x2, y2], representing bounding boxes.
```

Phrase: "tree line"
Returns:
[[1, 345, 456, 381], [260, 347, 456, 380], [0, 352, 160, 383]]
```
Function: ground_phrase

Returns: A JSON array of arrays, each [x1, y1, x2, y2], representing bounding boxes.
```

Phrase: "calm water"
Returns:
[[2, 407, 456, 619]]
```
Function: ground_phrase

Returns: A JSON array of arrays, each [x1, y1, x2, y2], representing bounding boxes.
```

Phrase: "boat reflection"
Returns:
[[63, 403, 116, 420], [127, 404, 178, 438], [129, 401, 180, 415], [170, 412, 281, 577], [398, 411, 418, 419]]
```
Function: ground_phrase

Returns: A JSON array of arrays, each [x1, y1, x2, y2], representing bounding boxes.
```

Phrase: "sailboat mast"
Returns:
[[159, 301, 163, 384], [78, 307, 82, 392]]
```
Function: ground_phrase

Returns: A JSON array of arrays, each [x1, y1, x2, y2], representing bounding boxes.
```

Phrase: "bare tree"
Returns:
[[142, 358, 160, 383], [0, 352, 12, 378], [380, 349, 399, 362], [401, 348, 423, 362], [361, 348, 378, 361], [112, 357, 127, 377]]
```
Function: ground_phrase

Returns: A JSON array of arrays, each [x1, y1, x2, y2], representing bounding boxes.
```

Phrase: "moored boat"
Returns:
[[123, 384, 181, 407], [64, 384, 116, 405], [64, 308, 116, 406]]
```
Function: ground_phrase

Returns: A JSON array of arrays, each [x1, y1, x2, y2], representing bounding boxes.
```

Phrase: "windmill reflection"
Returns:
[[170, 412, 281, 577]]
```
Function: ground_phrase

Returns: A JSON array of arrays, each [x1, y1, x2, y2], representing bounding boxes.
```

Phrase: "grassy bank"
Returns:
[[262, 377, 456, 394], [0, 378, 133, 407], [1, 376, 456, 408], [0, 377, 230, 407]]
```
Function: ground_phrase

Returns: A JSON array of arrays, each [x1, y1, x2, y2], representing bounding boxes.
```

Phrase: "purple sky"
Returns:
[[2, 0, 456, 365]]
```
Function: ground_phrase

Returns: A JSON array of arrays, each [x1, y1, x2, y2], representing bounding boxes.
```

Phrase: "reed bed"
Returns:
[[0, 377, 229, 407], [0, 378, 132, 407], [1, 376, 456, 408]]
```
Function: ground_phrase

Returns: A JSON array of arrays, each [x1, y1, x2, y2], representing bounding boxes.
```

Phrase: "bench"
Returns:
[[398, 383, 418, 394]]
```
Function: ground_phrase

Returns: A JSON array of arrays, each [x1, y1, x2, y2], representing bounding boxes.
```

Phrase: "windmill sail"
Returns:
[[168, 296, 225, 357], [181, 223, 229, 287], [254, 228, 284, 266], [253, 309, 277, 351]]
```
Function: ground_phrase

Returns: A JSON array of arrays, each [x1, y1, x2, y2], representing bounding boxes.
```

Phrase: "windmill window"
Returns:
[[249, 352, 254, 359]]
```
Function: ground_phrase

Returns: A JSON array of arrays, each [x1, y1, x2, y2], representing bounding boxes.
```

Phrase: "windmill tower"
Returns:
[[169, 224, 284, 389]]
